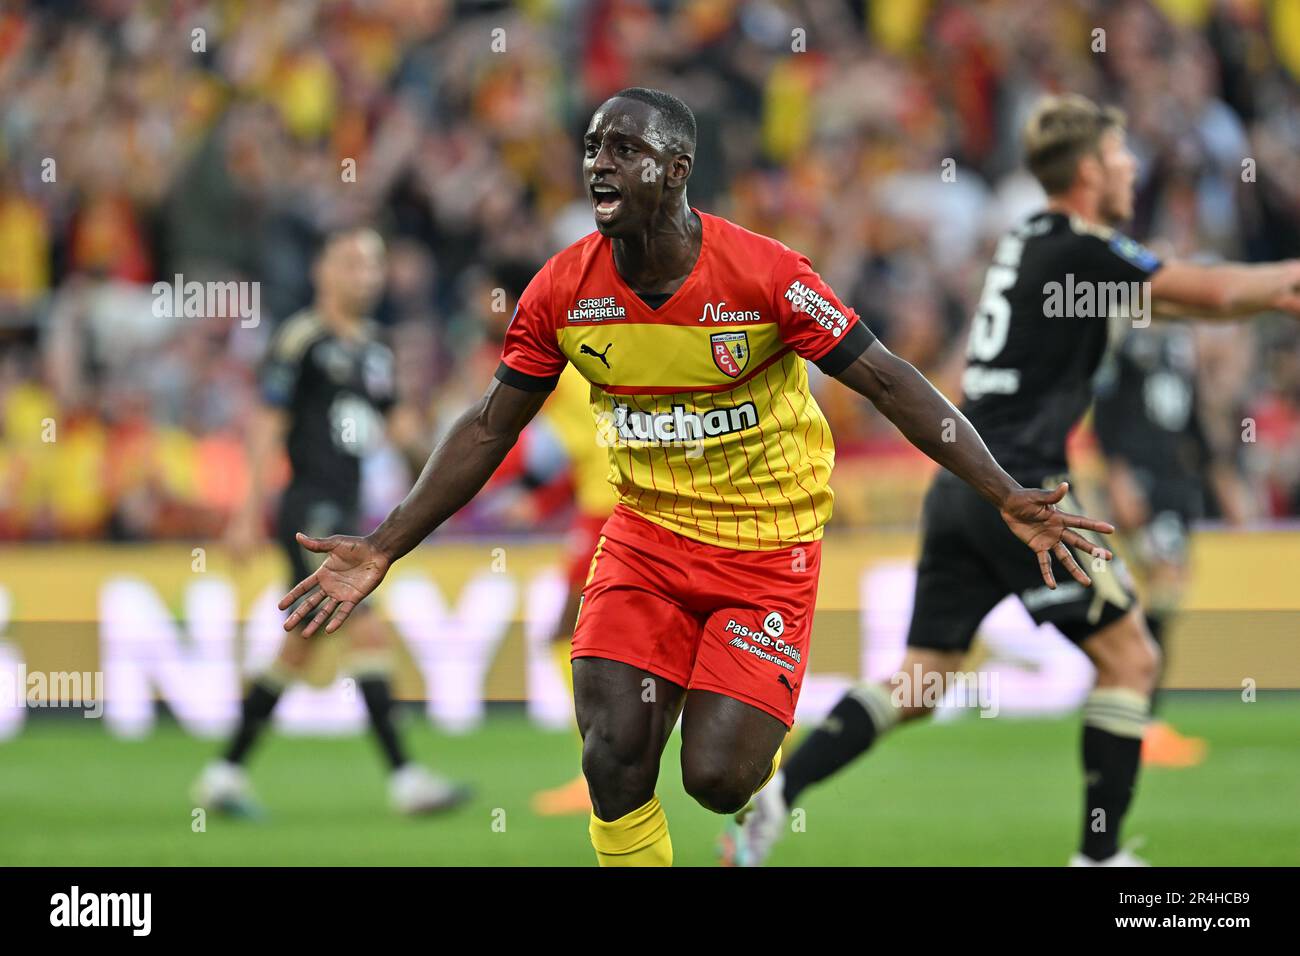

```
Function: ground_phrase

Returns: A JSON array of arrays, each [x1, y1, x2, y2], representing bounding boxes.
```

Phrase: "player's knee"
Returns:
[[894, 700, 935, 723], [276, 636, 312, 673], [1134, 632, 1161, 690], [891, 651, 963, 721], [345, 607, 386, 649], [1090, 616, 1160, 691], [680, 761, 755, 815], [580, 728, 657, 810], [1109, 642, 1159, 695]]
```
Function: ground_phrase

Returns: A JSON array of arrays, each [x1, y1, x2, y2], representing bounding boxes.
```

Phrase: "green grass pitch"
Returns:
[[2, 692, 1296, 866]]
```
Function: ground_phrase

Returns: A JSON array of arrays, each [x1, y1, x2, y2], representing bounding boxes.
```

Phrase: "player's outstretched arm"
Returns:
[[835, 340, 1113, 589], [1150, 259, 1300, 319], [279, 378, 550, 635]]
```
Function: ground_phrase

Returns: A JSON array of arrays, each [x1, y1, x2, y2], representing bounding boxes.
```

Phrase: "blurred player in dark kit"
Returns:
[[1092, 319, 1240, 766], [193, 228, 468, 817]]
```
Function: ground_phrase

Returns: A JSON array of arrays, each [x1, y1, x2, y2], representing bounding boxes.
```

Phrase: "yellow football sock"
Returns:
[[755, 745, 782, 794], [589, 795, 673, 867]]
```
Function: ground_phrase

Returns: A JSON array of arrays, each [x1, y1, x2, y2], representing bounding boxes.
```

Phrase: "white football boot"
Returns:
[[191, 760, 264, 818], [719, 770, 790, 867], [388, 764, 471, 816], [1069, 842, 1151, 867]]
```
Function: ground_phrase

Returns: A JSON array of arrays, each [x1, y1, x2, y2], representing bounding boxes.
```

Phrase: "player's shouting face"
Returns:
[[582, 97, 692, 238]]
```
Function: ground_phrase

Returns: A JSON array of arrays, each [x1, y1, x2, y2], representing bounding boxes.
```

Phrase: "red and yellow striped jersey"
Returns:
[[496, 211, 875, 550], [541, 365, 618, 519]]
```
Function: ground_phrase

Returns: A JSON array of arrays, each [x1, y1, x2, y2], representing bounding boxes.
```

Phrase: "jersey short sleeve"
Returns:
[[770, 250, 875, 375], [365, 342, 398, 417], [1080, 229, 1163, 286], [259, 325, 309, 408], [496, 260, 567, 392]]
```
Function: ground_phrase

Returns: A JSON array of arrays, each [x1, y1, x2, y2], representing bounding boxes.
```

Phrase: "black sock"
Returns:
[[1145, 613, 1167, 716], [782, 689, 885, 806], [359, 675, 408, 771], [1080, 688, 1148, 860], [223, 678, 284, 765]]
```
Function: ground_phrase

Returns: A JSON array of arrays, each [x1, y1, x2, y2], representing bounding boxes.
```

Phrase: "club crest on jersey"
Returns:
[[710, 331, 750, 378]]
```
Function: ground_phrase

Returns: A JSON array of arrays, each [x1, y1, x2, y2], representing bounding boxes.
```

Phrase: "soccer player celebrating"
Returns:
[[193, 228, 468, 817], [277, 89, 1116, 866], [728, 94, 1300, 867]]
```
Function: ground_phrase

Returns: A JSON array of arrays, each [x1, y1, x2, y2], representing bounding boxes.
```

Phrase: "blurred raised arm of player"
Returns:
[[1150, 259, 1300, 318]]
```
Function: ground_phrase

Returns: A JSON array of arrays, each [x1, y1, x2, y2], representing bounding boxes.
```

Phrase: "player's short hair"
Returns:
[[316, 226, 384, 263], [1023, 94, 1126, 195], [609, 87, 697, 154]]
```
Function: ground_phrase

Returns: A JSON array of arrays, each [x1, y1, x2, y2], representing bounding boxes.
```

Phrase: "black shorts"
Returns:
[[906, 470, 1136, 653], [275, 486, 360, 587], [1127, 467, 1202, 568]]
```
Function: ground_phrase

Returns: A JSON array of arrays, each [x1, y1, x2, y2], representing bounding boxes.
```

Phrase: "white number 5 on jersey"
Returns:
[[967, 235, 1024, 363]]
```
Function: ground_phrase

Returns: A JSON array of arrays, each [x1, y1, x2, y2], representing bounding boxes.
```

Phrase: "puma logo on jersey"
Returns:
[[777, 674, 799, 702], [580, 343, 613, 368]]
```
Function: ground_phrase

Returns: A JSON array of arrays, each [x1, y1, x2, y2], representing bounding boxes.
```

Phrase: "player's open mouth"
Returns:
[[591, 183, 623, 220]]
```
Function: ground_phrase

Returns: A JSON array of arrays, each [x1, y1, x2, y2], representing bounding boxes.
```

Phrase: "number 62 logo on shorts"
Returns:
[[762, 612, 785, 639]]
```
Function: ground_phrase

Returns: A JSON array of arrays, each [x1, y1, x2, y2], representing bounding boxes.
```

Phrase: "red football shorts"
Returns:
[[571, 504, 821, 726], [564, 510, 611, 591]]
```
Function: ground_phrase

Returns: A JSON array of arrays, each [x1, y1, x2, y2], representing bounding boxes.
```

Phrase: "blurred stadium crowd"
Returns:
[[2, 0, 1299, 541]]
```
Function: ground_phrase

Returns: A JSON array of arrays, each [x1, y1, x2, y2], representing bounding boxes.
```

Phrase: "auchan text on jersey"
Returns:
[[604, 400, 759, 443]]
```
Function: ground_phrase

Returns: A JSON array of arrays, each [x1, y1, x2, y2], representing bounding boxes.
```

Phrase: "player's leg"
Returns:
[[345, 607, 407, 771], [1070, 606, 1160, 865], [574, 657, 686, 866], [193, 494, 324, 814], [533, 512, 608, 815], [684, 540, 826, 822], [725, 475, 1002, 865], [780, 646, 967, 806], [224, 618, 313, 763], [344, 605, 470, 814], [680, 690, 788, 814], [570, 524, 697, 866], [1132, 510, 1205, 766], [1016, 480, 1158, 865], [191, 624, 311, 814]]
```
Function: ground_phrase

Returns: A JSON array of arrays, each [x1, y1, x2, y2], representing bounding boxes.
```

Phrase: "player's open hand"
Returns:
[[278, 533, 391, 637], [1272, 290, 1300, 316], [1269, 261, 1300, 315], [998, 482, 1114, 589]]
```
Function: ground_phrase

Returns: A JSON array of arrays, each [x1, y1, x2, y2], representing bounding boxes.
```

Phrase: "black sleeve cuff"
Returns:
[[813, 320, 875, 376], [495, 361, 561, 392]]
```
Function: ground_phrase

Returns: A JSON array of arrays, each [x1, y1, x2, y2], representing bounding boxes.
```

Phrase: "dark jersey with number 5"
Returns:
[[960, 211, 1162, 483], [258, 309, 396, 506]]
